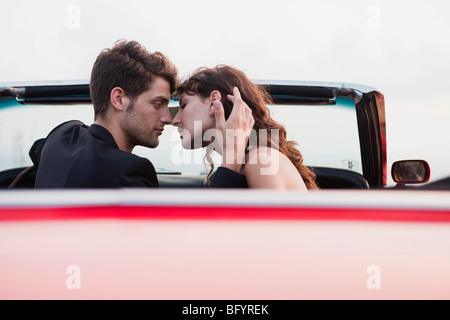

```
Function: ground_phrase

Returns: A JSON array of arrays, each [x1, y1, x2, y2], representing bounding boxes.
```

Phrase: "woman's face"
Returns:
[[172, 93, 216, 149]]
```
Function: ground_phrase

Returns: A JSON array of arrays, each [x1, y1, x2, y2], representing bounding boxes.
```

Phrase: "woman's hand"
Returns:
[[212, 87, 255, 172]]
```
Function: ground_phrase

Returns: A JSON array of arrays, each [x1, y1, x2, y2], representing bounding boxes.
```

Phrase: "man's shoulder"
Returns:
[[34, 120, 159, 188], [48, 120, 87, 135], [42, 120, 88, 143], [112, 154, 158, 187]]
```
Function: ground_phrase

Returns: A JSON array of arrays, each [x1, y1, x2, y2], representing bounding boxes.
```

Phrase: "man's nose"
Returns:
[[161, 107, 172, 124], [172, 110, 181, 126]]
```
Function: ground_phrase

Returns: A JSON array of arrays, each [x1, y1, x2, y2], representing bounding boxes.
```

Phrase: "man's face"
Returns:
[[122, 76, 172, 150]]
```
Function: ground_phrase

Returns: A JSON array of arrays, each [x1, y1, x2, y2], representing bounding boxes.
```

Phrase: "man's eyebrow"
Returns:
[[152, 95, 170, 103]]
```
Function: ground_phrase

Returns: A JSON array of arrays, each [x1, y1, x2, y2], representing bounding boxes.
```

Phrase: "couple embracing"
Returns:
[[34, 40, 318, 191]]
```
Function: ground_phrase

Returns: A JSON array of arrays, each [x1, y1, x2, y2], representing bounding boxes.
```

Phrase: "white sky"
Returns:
[[1, 0, 450, 182]]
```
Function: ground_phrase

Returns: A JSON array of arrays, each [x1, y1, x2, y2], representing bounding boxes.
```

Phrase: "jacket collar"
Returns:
[[88, 124, 119, 149]]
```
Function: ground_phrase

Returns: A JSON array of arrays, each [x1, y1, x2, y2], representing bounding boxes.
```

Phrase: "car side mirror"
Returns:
[[391, 160, 430, 185]]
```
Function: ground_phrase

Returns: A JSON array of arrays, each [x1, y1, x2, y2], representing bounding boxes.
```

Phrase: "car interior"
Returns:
[[0, 81, 384, 191], [0, 164, 370, 190]]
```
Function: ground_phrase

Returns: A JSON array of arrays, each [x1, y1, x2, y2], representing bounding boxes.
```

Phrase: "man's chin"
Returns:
[[151, 141, 160, 148], [143, 139, 159, 149]]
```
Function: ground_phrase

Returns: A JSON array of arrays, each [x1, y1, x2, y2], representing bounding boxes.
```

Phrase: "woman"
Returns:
[[172, 65, 319, 190]]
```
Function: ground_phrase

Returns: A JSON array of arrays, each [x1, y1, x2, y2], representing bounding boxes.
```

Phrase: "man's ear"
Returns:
[[110, 87, 128, 111]]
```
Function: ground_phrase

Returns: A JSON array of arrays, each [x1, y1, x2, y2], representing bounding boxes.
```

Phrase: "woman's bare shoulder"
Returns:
[[244, 147, 307, 190]]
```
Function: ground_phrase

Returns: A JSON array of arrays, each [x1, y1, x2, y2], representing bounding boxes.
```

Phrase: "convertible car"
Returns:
[[0, 81, 449, 300], [0, 80, 435, 189]]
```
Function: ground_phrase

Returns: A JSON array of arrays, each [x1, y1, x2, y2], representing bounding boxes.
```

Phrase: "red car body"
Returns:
[[1, 189, 450, 300], [1, 81, 449, 300]]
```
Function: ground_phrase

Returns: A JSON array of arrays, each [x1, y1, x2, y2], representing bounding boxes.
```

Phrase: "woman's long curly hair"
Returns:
[[175, 65, 319, 190]]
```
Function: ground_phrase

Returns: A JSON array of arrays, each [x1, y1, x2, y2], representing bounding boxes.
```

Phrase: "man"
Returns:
[[34, 40, 252, 188]]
